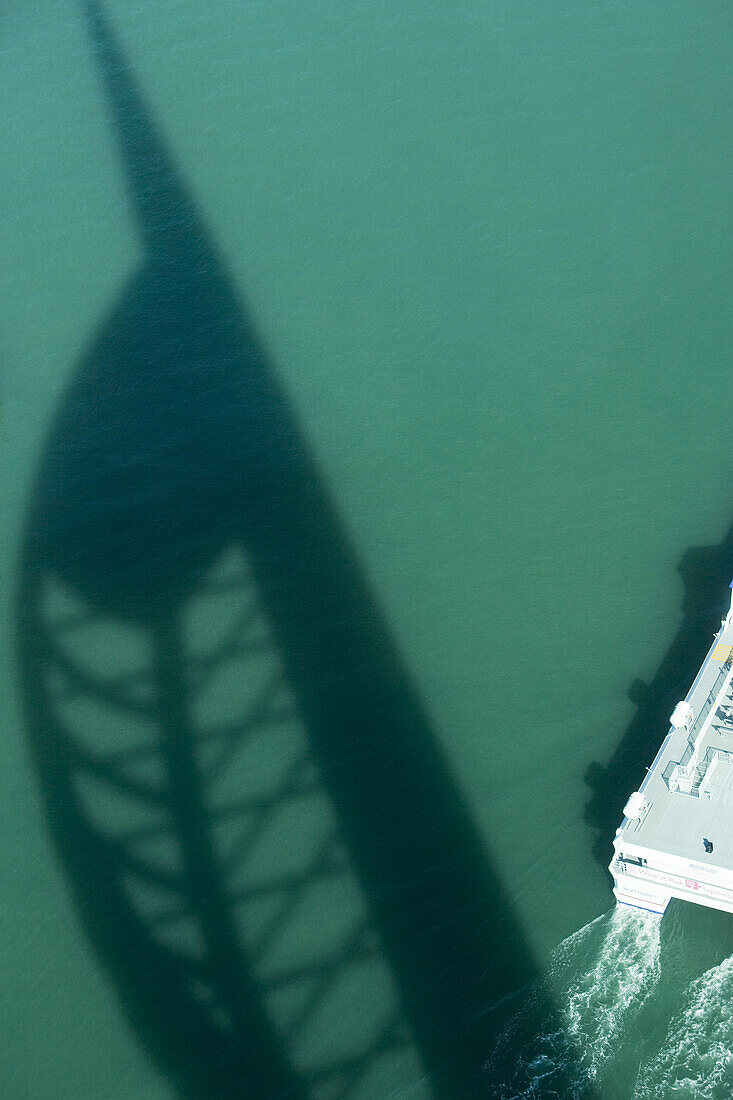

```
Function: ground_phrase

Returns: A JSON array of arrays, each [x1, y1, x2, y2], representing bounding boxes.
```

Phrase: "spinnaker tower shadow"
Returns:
[[17, 3, 593, 1097]]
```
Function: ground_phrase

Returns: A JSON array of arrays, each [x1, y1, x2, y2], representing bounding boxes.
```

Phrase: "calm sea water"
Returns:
[[2, 2, 732, 1097]]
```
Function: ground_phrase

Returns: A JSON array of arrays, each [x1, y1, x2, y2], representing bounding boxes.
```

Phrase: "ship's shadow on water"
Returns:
[[585, 525, 733, 868], [16, 3, 595, 1098]]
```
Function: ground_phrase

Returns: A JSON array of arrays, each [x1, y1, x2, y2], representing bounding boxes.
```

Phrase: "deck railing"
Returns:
[[669, 653, 733, 795]]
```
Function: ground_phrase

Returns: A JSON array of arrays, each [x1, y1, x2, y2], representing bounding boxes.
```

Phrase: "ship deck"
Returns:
[[619, 616, 733, 869]]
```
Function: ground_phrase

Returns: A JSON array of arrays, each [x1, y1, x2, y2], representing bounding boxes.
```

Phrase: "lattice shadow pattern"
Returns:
[[16, 4, 583, 1098], [23, 549, 423, 1099]]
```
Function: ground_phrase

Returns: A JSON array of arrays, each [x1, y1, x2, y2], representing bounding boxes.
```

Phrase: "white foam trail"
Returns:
[[563, 904, 662, 1077], [486, 907, 662, 1098], [549, 911, 607, 974], [633, 953, 733, 1099]]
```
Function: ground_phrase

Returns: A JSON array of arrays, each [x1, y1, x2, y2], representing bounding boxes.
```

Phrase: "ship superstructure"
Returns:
[[611, 582, 733, 915]]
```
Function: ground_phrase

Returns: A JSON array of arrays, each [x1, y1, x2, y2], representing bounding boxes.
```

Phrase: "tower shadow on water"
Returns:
[[17, 3, 587, 1097], [585, 523, 733, 868]]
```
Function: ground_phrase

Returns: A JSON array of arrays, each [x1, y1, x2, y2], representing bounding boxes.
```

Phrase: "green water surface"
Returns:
[[2, 2, 732, 1097]]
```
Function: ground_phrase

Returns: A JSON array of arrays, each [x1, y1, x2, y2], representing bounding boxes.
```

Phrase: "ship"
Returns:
[[611, 581, 733, 915]]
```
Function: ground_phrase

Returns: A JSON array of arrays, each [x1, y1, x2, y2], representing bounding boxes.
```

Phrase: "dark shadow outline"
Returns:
[[15, 3, 597, 1097]]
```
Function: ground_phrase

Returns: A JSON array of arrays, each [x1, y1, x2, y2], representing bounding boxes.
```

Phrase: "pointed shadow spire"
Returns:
[[81, 0, 203, 257]]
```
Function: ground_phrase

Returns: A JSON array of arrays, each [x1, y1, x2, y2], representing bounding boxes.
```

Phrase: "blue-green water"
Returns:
[[2, 2, 732, 1097]]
